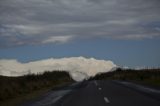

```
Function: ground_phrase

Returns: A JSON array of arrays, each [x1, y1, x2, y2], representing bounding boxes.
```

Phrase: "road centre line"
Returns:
[[99, 87, 102, 90], [104, 97, 110, 103], [94, 81, 98, 86]]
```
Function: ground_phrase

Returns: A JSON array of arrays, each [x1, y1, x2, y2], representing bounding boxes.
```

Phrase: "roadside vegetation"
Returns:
[[0, 71, 74, 106], [90, 68, 160, 87]]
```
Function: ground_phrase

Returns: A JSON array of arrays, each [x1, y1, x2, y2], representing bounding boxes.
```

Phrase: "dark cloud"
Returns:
[[0, 0, 160, 48]]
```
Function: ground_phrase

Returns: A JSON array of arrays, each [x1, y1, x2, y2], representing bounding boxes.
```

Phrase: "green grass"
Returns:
[[89, 68, 160, 86], [0, 71, 74, 106]]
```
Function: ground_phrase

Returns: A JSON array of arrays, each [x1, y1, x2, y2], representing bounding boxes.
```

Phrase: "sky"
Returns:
[[0, 0, 160, 68]]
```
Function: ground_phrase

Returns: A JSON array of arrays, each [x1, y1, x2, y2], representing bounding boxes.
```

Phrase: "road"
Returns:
[[22, 80, 160, 106]]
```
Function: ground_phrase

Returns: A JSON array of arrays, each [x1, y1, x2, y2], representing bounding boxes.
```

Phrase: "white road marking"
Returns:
[[118, 81, 160, 93], [94, 81, 98, 86], [52, 96, 63, 103], [31, 90, 71, 106], [104, 97, 110, 103], [99, 87, 102, 90], [35, 96, 63, 106]]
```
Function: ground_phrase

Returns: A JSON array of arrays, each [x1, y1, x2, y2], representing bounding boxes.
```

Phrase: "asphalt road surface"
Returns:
[[23, 80, 160, 106]]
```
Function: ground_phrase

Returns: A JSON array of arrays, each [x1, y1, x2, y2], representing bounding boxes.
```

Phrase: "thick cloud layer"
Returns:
[[0, 57, 116, 81], [0, 0, 160, 48]]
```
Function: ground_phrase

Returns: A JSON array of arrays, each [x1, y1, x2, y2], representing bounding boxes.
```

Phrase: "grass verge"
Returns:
[[0, 71, 74, 106]]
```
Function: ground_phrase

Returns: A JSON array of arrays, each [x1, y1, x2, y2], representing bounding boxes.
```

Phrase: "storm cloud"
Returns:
[[0, 0, 160, 47]]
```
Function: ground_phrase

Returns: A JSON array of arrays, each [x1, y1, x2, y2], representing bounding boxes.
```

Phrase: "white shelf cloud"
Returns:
[[0, 57, 116, 81]]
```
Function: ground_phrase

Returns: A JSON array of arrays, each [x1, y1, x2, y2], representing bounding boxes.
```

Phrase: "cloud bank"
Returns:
[[0, 57, 116, 81], [0, 0, 160, 48]]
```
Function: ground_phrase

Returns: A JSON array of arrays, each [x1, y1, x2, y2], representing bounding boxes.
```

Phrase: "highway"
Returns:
[[22, 80, 160, 106]]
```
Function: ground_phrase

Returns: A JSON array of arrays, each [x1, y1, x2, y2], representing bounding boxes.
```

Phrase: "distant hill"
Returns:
[[89, 68, 160, 86], [0, 71, 74, 105]]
